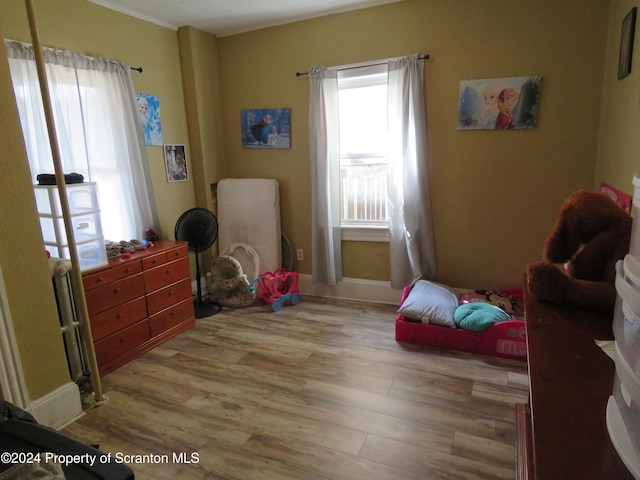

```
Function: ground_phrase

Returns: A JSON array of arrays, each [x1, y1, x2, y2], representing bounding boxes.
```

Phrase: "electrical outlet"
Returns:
[[296, 249, 304, 261]]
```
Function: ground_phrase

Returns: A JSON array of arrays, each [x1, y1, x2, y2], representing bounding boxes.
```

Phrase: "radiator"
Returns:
[[48, 258, 91, 393]]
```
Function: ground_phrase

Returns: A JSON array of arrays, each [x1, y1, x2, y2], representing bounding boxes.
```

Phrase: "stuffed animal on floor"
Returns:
[[526, 190, 632, 312], [209, 255, 256, 307]]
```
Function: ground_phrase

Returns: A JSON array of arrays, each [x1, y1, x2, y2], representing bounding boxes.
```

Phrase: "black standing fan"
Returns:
[[174, 208, 221, 318]]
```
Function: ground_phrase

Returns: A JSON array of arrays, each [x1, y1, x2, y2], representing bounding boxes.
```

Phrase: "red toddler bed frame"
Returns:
[[395, 285, 527, 361]]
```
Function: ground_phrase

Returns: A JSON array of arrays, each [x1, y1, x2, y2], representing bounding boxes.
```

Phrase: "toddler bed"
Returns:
[[395, 280, 527, 361]]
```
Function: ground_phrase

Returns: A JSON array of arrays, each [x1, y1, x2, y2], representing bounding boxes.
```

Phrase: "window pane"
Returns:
[[338, 70, 388, 224], [340, 164, 387, 222], [338, 84, 387, 156]]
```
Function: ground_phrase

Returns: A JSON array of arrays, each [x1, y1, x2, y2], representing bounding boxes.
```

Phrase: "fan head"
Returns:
[[174, 208, 218, 253]]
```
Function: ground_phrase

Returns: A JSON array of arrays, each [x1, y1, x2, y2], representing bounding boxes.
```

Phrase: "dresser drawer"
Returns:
[[90, 296, 147, 341], [146, 277, 192, 315], [148, 297, 195, 337], [166, 244, 189, 262], [94, 319, 150, 367], [85, 273, 145, 316], [142, 251, 167, 270], [143, 257, 191, 293], [83, 260, 142, 291]]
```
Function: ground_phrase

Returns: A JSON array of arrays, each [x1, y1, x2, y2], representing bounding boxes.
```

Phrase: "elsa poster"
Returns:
[[136, 92, 163, 145], [457, 76, 542, 130]]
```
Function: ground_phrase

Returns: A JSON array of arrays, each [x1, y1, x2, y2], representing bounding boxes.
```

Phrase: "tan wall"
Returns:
[[177, 26, 228, 267], [216, 0, 611, 290], [597, 0, 640, 191], [0, 21, 69, 399]]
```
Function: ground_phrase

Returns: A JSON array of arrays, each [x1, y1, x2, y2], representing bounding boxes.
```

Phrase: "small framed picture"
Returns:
[[164, 144, 188, 182], [618, 7, 637, 80]]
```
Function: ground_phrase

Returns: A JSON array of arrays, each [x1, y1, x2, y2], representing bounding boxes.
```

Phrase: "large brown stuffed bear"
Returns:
[[526, 190, 632, 313]]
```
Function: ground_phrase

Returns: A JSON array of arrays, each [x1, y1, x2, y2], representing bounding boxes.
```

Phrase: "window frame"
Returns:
[[337, 64, 389, 243]]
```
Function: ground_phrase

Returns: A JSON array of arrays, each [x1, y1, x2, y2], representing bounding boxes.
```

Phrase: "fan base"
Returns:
[[194, 300, 221, 318]]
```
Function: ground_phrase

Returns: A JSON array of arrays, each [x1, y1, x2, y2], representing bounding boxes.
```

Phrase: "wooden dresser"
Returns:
[[82, 240, 195, 376], [516, 281, 634, 479]]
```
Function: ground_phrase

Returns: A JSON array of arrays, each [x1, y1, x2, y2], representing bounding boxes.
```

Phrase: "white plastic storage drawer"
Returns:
[[46, 238, 107, 272], [614, 255, 640, 373], [39, 211, 103, 245], [631, 172, 640, 260], [608, 348, 640, 477], [33, 182, 99, 216]]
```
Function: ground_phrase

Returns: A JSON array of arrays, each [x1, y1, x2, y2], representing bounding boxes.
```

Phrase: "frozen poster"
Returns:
[[136, 93, 163, 145], [457, 76, 542, 130], [241, 108, 291, 148]]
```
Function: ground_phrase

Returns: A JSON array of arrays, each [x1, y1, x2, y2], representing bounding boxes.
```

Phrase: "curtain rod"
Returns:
[[296, 54, 429, 77], [131, 66, 143, 73]]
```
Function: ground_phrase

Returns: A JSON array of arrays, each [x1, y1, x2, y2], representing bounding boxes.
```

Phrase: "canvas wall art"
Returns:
[[241, 108, 291, 148], [164, 144, 188, 182], [136, 92, 163, 146], [457, 76, 542, 130]]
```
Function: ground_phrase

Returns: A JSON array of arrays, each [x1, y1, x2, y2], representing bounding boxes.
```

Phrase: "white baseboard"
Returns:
[[298, 274, 402, 305], [196, 274, 401, 306], [28, 381, 83, 429]]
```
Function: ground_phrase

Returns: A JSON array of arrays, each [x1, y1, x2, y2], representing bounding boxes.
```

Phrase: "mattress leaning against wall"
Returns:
[[217, 178, 282, 280]]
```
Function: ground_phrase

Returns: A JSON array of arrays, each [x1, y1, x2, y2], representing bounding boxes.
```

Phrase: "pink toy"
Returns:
[[252, 268, 301, 311]]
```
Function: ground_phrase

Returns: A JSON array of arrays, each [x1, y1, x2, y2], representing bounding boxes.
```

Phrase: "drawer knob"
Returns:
[[114, 287, 120, 293], [119, 337, 125, 344]]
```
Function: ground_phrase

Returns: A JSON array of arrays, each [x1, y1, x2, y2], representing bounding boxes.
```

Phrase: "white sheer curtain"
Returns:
[[387, 54, 437, 288], [5, 40, 159, 242], [308, 67, 343, 285]]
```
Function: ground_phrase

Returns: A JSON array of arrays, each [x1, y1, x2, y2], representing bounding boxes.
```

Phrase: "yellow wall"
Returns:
[[216, 0, 610, 289], [0, 20, 69, 399], [177, 26, 227, 267], [597, 0, 640, 190]]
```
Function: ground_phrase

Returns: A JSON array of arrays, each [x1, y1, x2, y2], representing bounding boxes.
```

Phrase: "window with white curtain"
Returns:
[[5, 40, 159, 243], [309, 54, 436, 287], [337, 65, 389, 242]]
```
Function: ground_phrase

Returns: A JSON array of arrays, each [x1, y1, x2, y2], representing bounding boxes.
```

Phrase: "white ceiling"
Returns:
[[88, 0, 402, 37]]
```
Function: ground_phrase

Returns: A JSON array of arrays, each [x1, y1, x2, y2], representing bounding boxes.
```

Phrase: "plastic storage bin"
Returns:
[[33, 182, 99, 216], [631, 172, 640, 260], [614, 255, 640, 374], [45, 238, 107, 272], [39, 211, 103, 245], [607, 346, 640, 479], [34, 182, 107, 272]]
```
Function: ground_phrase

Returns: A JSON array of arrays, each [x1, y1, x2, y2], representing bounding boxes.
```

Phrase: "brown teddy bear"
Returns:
[[526, 190, 632, 313]]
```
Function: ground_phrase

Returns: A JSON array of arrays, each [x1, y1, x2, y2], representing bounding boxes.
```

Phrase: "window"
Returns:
[[5, 40, 158, 243], [337, 65, 389, 242]]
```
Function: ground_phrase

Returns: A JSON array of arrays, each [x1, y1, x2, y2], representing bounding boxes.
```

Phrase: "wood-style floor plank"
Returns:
[[61, 296, 529, 479]]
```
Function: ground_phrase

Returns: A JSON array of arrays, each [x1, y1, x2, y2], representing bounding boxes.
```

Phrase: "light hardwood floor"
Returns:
[[61, 297, 529, 480]]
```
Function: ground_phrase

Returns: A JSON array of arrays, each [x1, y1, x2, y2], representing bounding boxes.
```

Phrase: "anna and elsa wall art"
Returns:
[[457, 76, 542, 130]]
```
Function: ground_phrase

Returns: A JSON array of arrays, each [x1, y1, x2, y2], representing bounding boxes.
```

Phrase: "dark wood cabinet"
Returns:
[[516, 280, 634, 479]]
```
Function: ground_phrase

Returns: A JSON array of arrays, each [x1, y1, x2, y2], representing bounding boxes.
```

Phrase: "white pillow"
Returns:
[[397, 280, 459, 327]]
